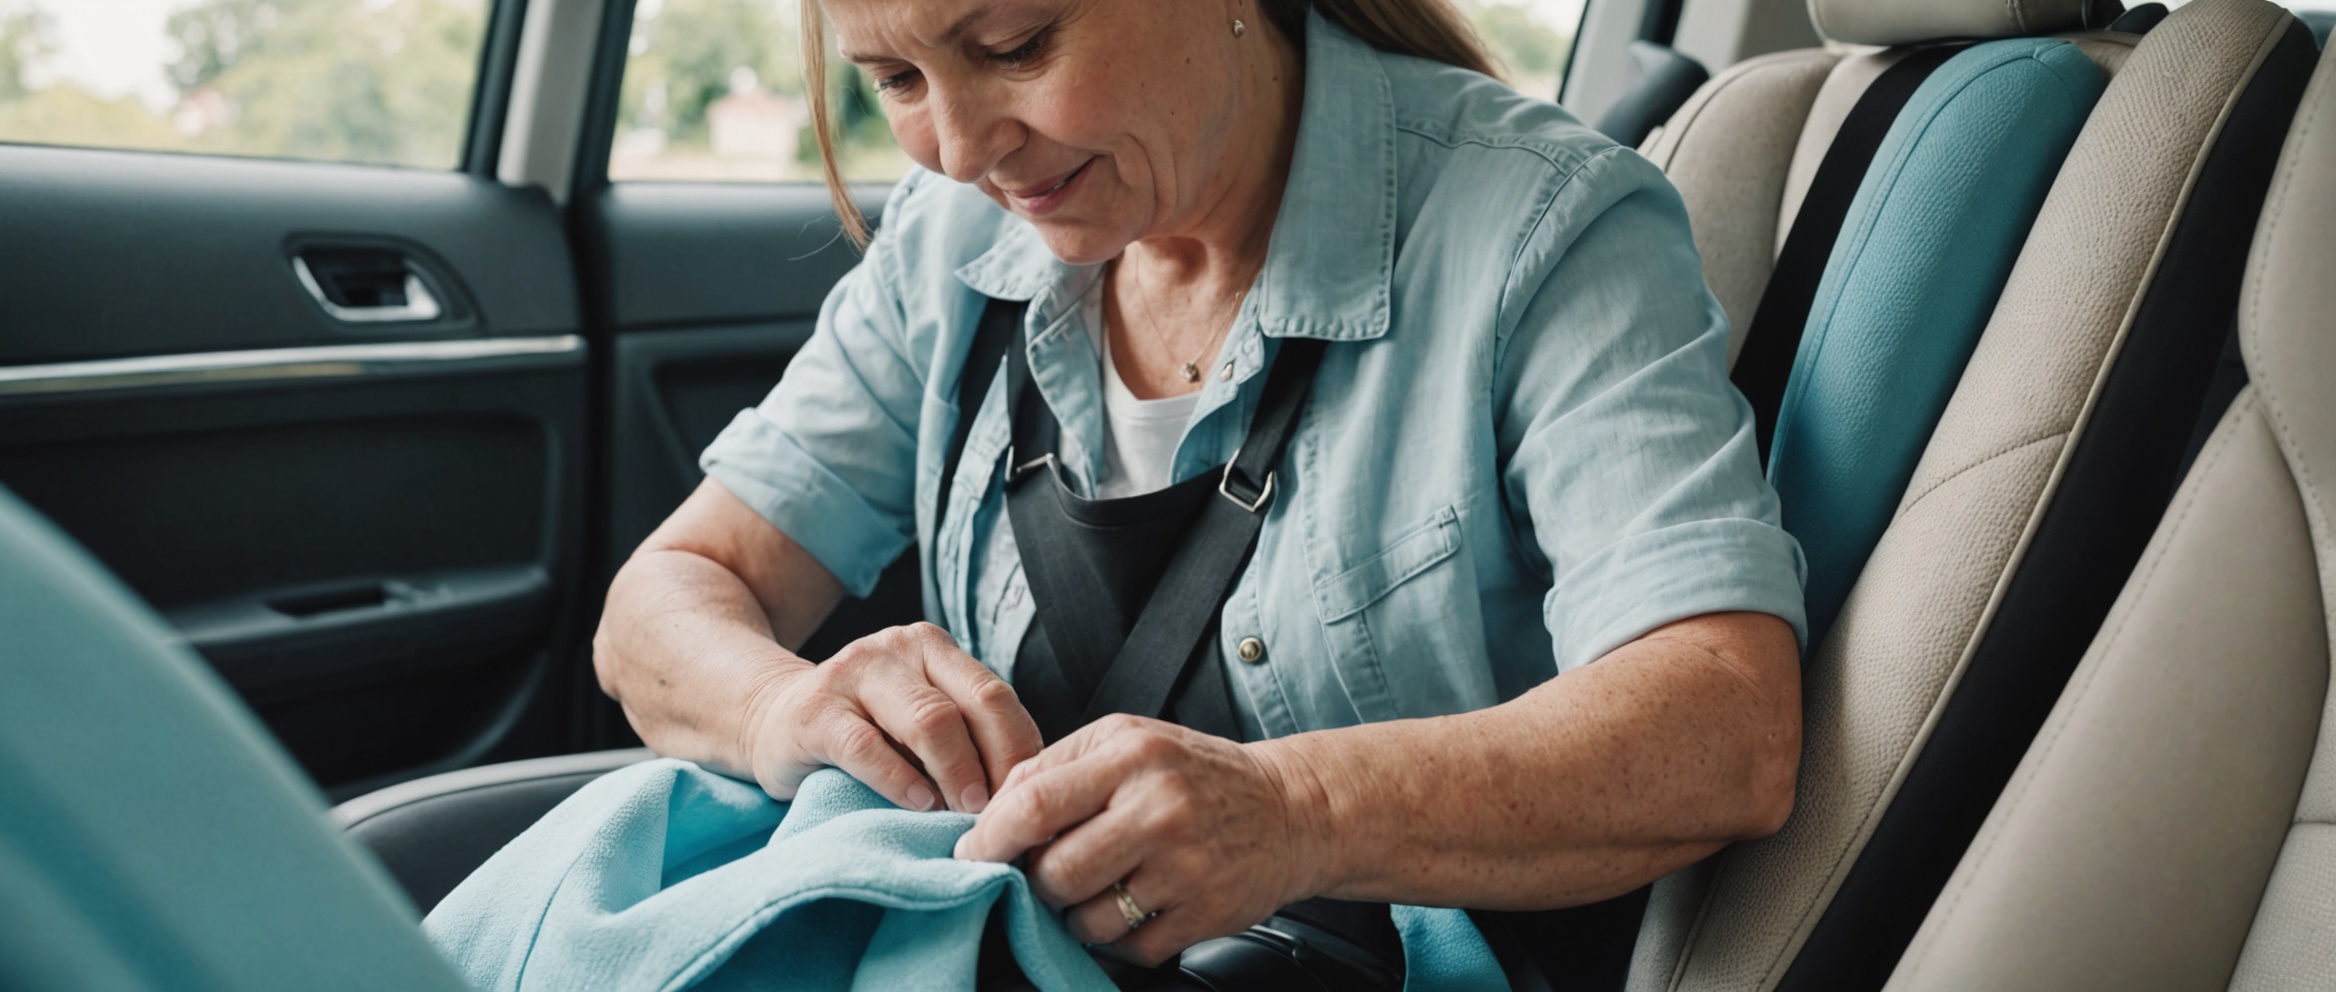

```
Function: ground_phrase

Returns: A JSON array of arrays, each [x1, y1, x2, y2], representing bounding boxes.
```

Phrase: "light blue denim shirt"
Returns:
[[701, 14, 1807, 741]]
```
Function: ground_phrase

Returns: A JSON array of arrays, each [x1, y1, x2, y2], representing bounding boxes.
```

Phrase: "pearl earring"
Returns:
[[1232, 18, 1246, 36]]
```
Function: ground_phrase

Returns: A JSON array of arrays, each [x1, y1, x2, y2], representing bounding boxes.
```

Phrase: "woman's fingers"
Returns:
[[953, 741, 1121, 862], [807, 706, 948, 812], [915, 634, 1043, 808], [1021, 804, 1146, 908], [858, 675, 990, 813], [1090, 866, 1226, 968], [1064, 862, 1167, 945]]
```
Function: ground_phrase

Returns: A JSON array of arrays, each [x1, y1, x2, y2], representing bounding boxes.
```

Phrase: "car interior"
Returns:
[[2, 0, 2333, 988]]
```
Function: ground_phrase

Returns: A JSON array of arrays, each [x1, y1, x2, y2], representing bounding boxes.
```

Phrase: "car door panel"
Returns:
[[0, 144, 586, 789], [585, 181, 922, 672]]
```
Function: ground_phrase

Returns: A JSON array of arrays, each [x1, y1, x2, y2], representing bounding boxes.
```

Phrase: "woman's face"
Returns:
[[825, 0, 1266, 265]]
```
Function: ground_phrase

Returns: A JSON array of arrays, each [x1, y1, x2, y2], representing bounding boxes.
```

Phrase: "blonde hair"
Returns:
[[800, 0, 1495, 249]]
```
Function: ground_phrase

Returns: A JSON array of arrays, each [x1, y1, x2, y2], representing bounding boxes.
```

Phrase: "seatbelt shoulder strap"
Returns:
[[935, 298, 1026, 530], [1078, 336, 1328, 727]]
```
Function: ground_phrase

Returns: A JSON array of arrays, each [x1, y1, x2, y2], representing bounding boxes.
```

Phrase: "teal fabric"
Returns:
[[0, 486, 469, 992], [1769, 38, 2105, 642], [425, 759, 1506, 991], [700, 10, 1808, 744]]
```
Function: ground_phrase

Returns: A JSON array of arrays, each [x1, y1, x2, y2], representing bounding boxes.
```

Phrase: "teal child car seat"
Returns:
[[0, 484, 468, 991], [1764, 38, 2106, 642]]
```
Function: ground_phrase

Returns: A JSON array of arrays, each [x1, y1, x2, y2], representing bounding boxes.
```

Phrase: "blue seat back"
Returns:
[[0, 486, 467, 991], [1769, 38, 2107, 642]]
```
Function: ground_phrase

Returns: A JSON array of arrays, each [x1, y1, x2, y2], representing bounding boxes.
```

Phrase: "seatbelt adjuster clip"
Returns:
[[1219, 458, 1275, 514]]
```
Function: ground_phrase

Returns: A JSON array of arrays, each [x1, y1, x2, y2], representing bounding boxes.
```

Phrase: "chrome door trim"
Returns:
[[0, 335, 585, 396]]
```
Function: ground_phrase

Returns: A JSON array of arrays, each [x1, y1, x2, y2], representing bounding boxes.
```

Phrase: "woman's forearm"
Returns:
[[593, 479, 847, 780], [593, 548, 822, 778], [1254, 611, 1801, 911]]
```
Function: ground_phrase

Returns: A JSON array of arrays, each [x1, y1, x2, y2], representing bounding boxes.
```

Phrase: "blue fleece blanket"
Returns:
[[424, 760, 1507, 992]]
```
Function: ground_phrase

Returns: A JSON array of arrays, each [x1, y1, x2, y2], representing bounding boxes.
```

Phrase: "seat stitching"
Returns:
[[1766, 428, 2081, 983], [1894, 393, 2254, 982], [1896, 432, 2067, 517], [2245, 65, 2325, 583], [2240, 67, 2336, 695]]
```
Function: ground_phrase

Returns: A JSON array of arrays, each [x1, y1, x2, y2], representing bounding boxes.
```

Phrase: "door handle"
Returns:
[[292, 249, 444, 323]]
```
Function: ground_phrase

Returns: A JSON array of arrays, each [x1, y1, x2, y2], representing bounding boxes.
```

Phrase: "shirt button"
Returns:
[[1219, 361, 1236, 381], [1235, 637, 1266, 663]]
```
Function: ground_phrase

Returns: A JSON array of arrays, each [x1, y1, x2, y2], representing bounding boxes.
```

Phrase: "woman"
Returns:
[[595, 0, 1807, 983]]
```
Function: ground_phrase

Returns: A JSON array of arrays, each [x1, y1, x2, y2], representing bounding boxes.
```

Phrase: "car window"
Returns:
[[2276, 0, 2336, 43], [0, 0, 493, 170], [610, 0, 902, 183], [1469, 0, 1587, 102], [609, 0, 1590, 185]]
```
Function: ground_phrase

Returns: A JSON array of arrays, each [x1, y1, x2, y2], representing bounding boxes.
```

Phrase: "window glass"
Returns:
[[0, 0, 491, 169], [611, 0, 1589, 185], [611, 0, 905, 183], [1466, 0, 1587, 103], [2275, 0, 2335, 43]]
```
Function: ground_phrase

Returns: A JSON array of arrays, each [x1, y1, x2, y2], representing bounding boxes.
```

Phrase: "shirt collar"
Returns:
[[957, 12, 1397, 342]]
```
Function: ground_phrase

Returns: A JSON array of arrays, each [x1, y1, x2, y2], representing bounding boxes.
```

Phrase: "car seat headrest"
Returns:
[[1809, 0, 2114, 46]]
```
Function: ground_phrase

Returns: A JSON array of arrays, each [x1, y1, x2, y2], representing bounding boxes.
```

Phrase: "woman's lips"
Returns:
[[1004, 159, 1094, 216]]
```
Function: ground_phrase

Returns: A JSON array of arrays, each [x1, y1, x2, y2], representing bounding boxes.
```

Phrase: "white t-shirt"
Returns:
[[1088, 295, 1201, 499]]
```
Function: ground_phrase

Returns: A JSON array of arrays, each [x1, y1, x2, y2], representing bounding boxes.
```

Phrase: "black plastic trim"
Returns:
[[462, 0, 532, 175], [568, 0, 640, 204], [332, 747, 653, 911], [1639, 0, 1686, 46], [1770, 20, 2321, 992]]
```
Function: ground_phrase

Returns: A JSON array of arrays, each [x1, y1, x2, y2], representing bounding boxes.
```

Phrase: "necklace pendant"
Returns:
[[1181, 362, 1201, 383]]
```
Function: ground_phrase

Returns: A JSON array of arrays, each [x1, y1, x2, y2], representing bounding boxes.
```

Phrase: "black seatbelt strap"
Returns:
[[1731, 43, 1969, 466], [1076, 338, 1325, 725], [1002, 331, 1328, 728], [934, 299, 1024, 525]]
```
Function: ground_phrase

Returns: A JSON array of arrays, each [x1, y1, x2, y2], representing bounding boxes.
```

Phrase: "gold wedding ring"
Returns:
[[1113, 881, 1151, 932]]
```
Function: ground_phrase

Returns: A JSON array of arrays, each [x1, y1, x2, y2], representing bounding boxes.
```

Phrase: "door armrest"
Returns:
[[331, 748, 654, 913]]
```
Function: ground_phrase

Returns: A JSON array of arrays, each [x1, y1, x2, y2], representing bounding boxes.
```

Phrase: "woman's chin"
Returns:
[[1030, 221, 1135, 268]]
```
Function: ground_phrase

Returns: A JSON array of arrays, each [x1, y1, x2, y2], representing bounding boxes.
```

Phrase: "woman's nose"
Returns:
[[928, 88, 1020, 186]]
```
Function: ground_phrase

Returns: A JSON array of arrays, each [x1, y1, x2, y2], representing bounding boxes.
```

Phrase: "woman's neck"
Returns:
[[1123, 21, 1305, 295], [1104, 20, 1304, 400]]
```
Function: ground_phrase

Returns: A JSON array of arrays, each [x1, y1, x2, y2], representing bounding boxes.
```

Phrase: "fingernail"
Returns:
[[906, 782, 938, 811], [962, 783, 989, 813]]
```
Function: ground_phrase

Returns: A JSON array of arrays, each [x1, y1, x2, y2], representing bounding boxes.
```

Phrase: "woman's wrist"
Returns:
[[1245, 734, 1356, 903], [735, 651, 818, 787]]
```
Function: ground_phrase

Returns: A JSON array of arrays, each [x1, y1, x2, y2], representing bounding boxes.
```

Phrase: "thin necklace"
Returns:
[[1113, 262, 1248, 384]]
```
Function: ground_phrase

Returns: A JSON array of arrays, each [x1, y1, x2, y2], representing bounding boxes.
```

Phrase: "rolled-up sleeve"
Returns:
[[1496, 149, 1808, 673], [699, 207, 924, 599]]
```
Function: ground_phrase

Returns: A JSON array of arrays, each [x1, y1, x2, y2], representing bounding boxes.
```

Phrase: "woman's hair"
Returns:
[[800, 0, 1497, 248]]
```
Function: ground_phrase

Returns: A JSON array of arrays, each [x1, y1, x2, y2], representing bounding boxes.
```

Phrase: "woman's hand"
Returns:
[[952, 715, 1333, 966], [743, 622, 1044, 814]]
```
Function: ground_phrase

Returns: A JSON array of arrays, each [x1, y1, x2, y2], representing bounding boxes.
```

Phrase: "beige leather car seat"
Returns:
[[1628, 0, 2320, 990], [1882, 40, 2336, 992], [1641, 0, 2134, 367]]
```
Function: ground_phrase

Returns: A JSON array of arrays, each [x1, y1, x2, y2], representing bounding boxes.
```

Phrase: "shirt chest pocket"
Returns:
[[1308, 504, 1488, 722]]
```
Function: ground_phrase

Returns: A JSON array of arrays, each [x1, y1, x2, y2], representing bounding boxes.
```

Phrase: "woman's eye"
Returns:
[[873, 69, 920, 93], [991, 28, 1049, 67]]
